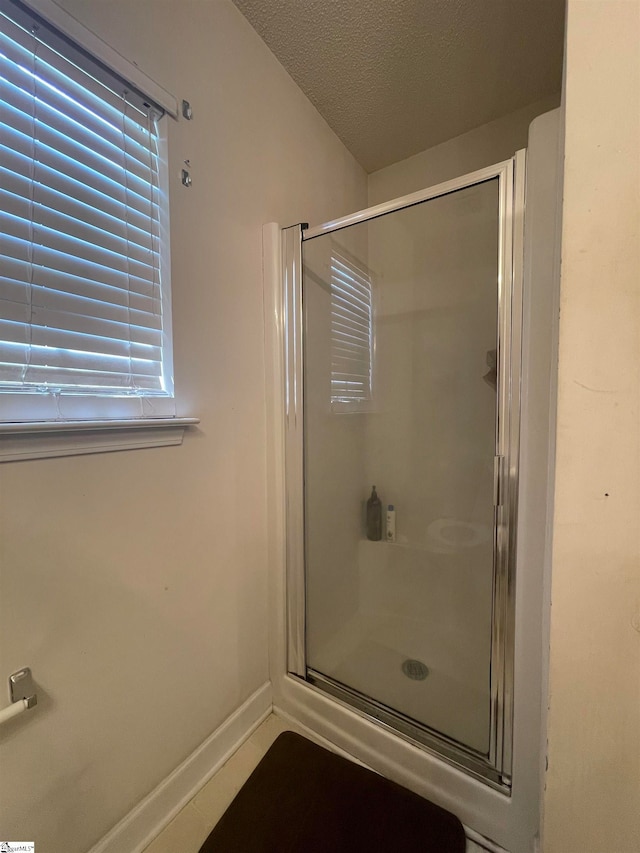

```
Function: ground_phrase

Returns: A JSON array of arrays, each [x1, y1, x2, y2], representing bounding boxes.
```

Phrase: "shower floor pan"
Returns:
[[306, 612, 496, 784]]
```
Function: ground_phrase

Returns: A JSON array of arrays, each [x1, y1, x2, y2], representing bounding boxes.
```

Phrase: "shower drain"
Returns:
[[401, 658, 429, 681]]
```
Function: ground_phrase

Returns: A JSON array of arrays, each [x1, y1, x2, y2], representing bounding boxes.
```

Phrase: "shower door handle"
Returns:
[[493, 455, 505, 506]]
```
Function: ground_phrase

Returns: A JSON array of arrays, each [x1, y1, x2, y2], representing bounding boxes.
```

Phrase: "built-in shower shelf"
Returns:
[[361, 539, 422, 550]]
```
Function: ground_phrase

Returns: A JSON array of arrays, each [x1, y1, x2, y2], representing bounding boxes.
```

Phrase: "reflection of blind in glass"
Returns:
[[330, 251, 372, 403], [0, 3, 166, 395]]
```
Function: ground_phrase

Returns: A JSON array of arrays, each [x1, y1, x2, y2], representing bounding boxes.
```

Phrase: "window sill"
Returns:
[[0, 418, 200, 463]]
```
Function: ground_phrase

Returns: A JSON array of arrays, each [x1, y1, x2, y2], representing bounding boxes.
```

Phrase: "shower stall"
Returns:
[[280, 155, 524, 790], [266, 111, 561, 851]]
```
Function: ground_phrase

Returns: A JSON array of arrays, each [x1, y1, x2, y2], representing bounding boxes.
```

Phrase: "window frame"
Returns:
[[0, 0, 198, 459]]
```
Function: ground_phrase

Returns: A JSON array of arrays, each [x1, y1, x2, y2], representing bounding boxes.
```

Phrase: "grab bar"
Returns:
[[0, 668, 37, 726]]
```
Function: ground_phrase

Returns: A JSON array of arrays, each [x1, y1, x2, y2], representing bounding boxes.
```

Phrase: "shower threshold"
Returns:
[[306, 669, 511, 792]]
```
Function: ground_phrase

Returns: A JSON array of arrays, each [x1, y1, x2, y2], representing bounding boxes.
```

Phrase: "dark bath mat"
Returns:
[[198, 730, 466, 853]]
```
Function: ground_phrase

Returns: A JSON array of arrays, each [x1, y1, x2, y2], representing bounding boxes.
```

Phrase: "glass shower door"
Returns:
[[284, 159, 522, 787]]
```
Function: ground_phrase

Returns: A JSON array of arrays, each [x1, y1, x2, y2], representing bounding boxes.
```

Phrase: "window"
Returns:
[[0, 0, 173, 423], [330, 246, 373, 407]]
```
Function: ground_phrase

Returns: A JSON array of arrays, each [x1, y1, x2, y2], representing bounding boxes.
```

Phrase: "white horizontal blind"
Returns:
[[330, 249, 372, 404], [0, 0, 169, 404]]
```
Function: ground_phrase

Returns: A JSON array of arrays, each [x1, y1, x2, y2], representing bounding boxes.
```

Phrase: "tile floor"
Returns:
[[142, 711, 491, 853]]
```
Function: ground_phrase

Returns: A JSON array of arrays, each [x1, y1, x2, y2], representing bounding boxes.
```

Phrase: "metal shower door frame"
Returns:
[[281, 151, 526, 790]]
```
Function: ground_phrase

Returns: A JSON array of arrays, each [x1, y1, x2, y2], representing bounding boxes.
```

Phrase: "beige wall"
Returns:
[[0, 2, 367, 850], [368, 94, 559, 205], [544, 2, 640, 851]]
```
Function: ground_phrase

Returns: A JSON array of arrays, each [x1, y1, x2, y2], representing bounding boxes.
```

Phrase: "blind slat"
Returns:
[[330, 250, 372, 404], [332, 270, 371, 296], [21, 348, 162, 377], [0, 341, 161, 374], [20, 363, 164, 391], [30, 284, 162, 330], [7, 194, 157, 265], [0, 141, 159, 232], [331, 355, 371, 370], [2, 125, 158, 216], [3, 236, 157, 295], [331, 324, 371, 345], [332, 284, 372, 315], [0, 87, 157, 189], [31, 305, 161, 343], [1, 315, 162, 357], [0, 167, 156, 252], [0, 277, 30, 304], [28, 325, 161, 359], [3, 209, 157, 279], [25, 262, 159, 305], [331, 306, 371, 333]]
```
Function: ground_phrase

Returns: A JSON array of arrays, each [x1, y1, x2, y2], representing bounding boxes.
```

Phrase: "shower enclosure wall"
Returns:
[[265, 109, 561, 853]]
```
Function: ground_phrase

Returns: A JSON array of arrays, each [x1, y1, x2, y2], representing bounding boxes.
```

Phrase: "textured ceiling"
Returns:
[[231, 0, 565, 172]]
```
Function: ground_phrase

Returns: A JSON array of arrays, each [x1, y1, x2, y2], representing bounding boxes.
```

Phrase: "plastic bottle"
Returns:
[[366, 486, 382, 541], [386, 505, 396, 543]]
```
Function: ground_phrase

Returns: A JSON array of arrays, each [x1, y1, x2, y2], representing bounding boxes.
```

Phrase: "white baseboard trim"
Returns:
[[87, 682, 273, 853], [465, 827, 511, 852], [272, 705, 370, 768]]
